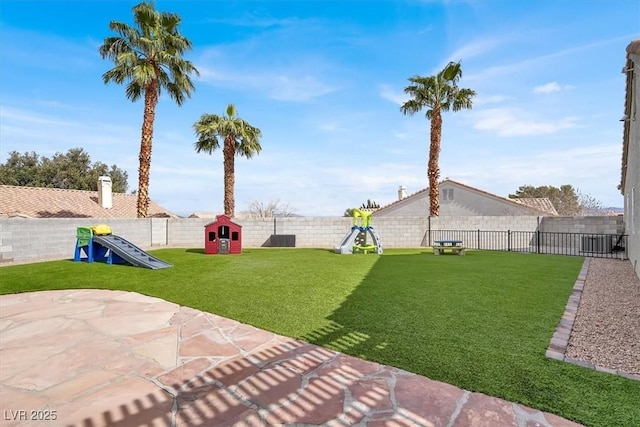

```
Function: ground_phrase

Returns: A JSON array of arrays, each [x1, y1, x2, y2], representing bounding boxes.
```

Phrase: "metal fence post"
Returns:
[[508, 230, 511, 252], [537, 229, 541, 253], [477, 229, 481, 250]]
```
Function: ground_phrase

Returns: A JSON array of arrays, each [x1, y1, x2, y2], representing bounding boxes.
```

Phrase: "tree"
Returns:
[[0, 148, 128, 192], [509, 184, 580, 216], [343, 199, 380, 216], [194, 104, 262, 217], [99, 1, 199, 217], [247, 199, 295, 218], [0, 151, 44, 188], [360, 199, 380, 209], [401, 61, 476, 217], [577, 190, 607, 216]]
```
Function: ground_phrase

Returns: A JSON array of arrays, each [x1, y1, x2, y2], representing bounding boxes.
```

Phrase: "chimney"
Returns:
[[398, 185, 408, 201], [98, 176, 112, 209]]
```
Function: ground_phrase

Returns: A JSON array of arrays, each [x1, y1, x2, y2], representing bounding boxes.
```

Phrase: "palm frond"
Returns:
[[99, 1, 198, 104], [193, 106, 262, 159]]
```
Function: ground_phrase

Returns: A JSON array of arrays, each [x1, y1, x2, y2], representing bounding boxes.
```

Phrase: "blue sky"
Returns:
[[1, 0, 638, 216]]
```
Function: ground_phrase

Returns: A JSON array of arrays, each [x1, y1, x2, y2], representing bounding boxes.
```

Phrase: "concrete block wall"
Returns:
[[151, 218, 168, 246], [539, 216, 624, 235], [167, 218, 209, 247], [0, 215, 627, 265], [537, 216, 625, 255], [257, 217, 351, 248], [373, 217, 430, 248], [0, 218, 153, 263], [105, 219, 155, 248], [430, 216, 541, 232], [236, 218, 290, 247], [167, 218, 289, 248], [251, 217, 431, 248]]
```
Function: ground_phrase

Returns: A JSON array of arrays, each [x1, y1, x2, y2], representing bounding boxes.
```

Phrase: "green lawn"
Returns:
[[1, 248, 638, 427]]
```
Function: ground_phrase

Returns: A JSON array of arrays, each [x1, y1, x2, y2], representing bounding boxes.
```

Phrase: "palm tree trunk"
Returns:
[[428, 105, 442, 217], [137, 83, 158, 218], [223, 136, 235, 217]]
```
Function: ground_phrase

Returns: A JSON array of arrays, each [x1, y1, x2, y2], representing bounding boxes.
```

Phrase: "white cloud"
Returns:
[[532, 81, 574, 94], [318, 122, 339, 132], [197, 65, 336, 102], [533, 82, 562, 93], [466, 34, 636, 83], [441, 144, 623, 207], [471, 108, 579, 136], [379, 84, 407, 106], [0, 106, 138, 151], [202, 15, 304, 29], [473, 95, 511, 105], [268, 75, 336, 102], [440, 37, 507, 69]]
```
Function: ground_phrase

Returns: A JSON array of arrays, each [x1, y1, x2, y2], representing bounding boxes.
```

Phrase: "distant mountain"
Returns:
[[605, 207, 624, 214]]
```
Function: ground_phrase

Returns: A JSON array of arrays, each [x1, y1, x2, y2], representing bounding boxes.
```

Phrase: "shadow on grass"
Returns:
[[301, 252, 482, 380], [298, 251, 635, 426], [185, 248, 206, 255], [303, 252, 482, 361], [69, 258, 139, 268]]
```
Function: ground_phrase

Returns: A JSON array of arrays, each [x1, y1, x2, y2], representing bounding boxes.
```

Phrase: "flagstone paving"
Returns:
[[0, 290, 583, 426]]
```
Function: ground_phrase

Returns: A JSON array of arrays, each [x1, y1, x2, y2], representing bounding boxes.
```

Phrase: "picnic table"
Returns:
[[433, 240, 466, 255]]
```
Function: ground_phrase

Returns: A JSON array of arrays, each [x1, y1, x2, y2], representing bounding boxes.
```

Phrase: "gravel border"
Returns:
[[546, 257, 640, 380]]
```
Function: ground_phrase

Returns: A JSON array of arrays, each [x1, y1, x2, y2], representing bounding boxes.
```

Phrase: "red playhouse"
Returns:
[[204, 215, 242, 254]]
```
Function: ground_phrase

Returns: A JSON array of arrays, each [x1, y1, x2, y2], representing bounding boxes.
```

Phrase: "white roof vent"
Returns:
[[98, 176, 112, 209], [398, 185, 408, 201]]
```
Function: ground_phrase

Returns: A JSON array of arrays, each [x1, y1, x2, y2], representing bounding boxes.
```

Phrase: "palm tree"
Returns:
[[194, 104, 262, 217], [401, 61, 476, 216], [99, 2, 199, 218]]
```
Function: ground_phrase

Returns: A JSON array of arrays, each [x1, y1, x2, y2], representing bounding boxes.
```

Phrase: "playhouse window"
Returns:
[[208, 231, 216, 241], [218, 225, 230, 239], [231, 231, 239, 241]]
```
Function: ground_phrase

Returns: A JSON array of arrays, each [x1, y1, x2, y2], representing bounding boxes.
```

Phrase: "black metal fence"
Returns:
[[429, 230, 628, 259]]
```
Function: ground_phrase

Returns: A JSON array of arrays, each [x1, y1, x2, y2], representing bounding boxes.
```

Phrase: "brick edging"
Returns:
[[545, 257, 640, 381]]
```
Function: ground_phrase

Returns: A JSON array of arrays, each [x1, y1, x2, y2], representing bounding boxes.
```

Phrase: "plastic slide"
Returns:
[[334, 228, 360, 254], [92, 235, 172, 269]]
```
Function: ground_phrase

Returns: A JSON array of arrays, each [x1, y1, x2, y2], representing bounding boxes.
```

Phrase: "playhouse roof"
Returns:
[[204, 214, 242, 227]]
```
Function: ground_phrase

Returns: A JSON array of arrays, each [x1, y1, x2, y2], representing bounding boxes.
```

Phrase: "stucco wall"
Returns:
[[373, 192, 429, 216], [439, 182, 542, 216], [624, 52, 640, 277], [374, 181, 541, 217]]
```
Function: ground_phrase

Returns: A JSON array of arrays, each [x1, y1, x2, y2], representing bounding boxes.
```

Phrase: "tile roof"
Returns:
[[373, 187, 430, 213], [0, 185, 175, 218], [188, 212, 222, 219], [512, 198, 558, 216]]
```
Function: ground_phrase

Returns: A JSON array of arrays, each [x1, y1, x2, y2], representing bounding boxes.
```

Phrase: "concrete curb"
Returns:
[[546, 257, 640, 381]]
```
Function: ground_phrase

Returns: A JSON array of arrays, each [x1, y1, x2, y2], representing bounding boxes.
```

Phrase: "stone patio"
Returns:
[[0, 290, 583, 426]]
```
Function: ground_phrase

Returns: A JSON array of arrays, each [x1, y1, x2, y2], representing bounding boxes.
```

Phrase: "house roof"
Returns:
[[511, 198, 558, 215], [373, 179, 556, 216], [188, 212, 222, 219], [621, 40, 640, 193], [0, 185, 175, 218], [373, 187, 430, 214]]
